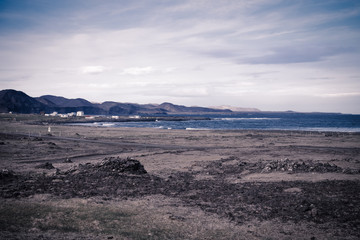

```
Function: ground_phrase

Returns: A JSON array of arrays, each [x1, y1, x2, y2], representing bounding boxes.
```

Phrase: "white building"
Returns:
[[76, 111, 84, 116]]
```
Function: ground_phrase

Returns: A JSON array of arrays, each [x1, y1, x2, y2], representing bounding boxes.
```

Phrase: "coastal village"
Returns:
[[45, 111, 84, 118], [44, 111, 141, 120]]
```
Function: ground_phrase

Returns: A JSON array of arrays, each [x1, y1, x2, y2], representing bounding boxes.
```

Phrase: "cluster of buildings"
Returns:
[[44, 111, 142, 120], [45, 111, 84, 118]]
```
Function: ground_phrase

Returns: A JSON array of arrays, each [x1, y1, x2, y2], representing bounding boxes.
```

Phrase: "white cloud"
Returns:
[[168, 87, 209, 97], [88, 83, 113, 89], [81, 66, 105, 74], [317, 92, 360, 98], [120, 67, 155, 75]]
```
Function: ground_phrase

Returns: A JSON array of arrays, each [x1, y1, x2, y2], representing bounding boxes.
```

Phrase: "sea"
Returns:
[[74, 112, 360, 133]]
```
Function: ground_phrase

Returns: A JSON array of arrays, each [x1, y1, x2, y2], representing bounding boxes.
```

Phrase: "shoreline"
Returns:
[[67, 123, 360, 134], [2, 112, 360, 133]]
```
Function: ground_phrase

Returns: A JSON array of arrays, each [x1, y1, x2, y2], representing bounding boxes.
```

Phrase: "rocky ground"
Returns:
[[0, 119, 360, 239]]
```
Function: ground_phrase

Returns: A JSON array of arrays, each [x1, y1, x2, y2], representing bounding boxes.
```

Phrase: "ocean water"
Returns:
[[75, 112, 360, 132]]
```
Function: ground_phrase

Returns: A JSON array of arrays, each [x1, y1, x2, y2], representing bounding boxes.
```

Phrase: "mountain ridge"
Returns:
[[210, 105, 260, 112], [36, 95, 93, 108], [0, 89, 247, 115]]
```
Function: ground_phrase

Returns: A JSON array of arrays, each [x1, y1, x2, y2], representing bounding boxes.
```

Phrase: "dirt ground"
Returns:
[[0, 118, 360, 239]]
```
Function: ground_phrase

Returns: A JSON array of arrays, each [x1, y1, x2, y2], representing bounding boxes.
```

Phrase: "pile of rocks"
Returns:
[[0, 168, 16, 180], [35, 162, 55, 169], [65, 157, 148, 177], [96, 157, 147, 175], [261, 159, 343, 173]]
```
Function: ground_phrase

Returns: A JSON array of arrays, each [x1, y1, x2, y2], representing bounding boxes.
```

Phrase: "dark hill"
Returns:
[[96, 102, 166, 115], [159, 102, 232, 113], [0, 89, 234, 115], [0, 89, 48, 114], [37, 95, 93, 107]]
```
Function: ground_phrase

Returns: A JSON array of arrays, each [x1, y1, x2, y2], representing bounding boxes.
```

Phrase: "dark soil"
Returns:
[[1, 157, 360, 237]]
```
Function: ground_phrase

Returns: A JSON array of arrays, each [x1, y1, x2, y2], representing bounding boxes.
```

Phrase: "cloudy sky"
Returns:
[[1, 0, 360, 113]]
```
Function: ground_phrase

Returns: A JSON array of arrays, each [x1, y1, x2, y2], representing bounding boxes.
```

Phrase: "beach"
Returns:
[[1, 117, 360, 239]]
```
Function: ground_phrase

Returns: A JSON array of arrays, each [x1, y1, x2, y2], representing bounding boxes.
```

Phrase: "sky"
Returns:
[[0, 0, 360, 113]]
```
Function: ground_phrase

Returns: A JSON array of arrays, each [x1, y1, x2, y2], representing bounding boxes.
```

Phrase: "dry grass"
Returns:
[[0, 195, 256, 240], [0, 194, 344, 240]]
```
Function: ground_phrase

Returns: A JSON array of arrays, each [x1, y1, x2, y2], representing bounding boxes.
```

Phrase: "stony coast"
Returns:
[[1, 116, 359, 239]]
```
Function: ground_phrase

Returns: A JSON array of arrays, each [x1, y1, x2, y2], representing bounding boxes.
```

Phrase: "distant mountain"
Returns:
[[0, 89, 49, 113], [36, 94, 106, 114], [97, 102, 166, 115], [159, 102, 232, 113], [0, 89, 236, 115], [210, 105, 260, 112], [36, 95, 93, 107]]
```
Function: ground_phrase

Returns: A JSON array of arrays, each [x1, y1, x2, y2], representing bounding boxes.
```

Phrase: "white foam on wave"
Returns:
[[156, 126, 172, 130], [214, 118, 281, 121], [102, 123, 115, 127], [91, 122, 115, 127], [186, 128, 210, 131]]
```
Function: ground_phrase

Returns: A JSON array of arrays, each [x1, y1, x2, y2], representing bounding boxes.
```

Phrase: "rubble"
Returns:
[[1, 157, 359, 238], [97, 157, 147, 175], [0, 168, 16, 180], [260, 158, 343, 173]]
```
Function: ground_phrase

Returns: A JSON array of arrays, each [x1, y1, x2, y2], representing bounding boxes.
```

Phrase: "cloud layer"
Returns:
[[0, 0, 359, 113]]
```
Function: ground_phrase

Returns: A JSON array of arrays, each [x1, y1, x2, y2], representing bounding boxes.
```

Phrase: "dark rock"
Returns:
[[342, 168, 360, 174], [63, 158, 73, 163], [97, 157, 147, 174], [31, 137, 43, 141], [36, 162, 55, 169], [0, 168, 16, 180]]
